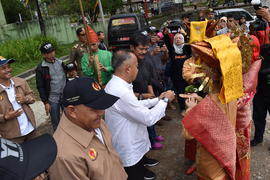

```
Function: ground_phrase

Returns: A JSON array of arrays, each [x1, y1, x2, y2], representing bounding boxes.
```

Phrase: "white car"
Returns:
[[214, 8, 256, 28]]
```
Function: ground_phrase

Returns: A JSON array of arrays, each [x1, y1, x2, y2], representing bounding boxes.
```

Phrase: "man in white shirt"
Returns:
[[0, 56, 36, 143], [105, 50, 175, 180]]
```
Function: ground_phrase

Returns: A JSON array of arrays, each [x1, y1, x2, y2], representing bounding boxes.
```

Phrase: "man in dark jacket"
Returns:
[[35, 43, 66, 130], [252, 44, 270, 147]]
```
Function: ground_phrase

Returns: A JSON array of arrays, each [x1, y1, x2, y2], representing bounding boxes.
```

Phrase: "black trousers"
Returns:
[[124, 156, 146, 180], [253, 93, 270, 142]]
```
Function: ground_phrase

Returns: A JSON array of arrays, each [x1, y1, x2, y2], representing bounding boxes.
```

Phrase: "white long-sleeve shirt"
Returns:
[[105, 75, 167, 167]]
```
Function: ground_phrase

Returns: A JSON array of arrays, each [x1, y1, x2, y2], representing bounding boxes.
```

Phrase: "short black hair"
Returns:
[[76, 27, 83, 36], [97, 31, 104, 36], [130, 34, 149, 47], [112, 49, 134, 70]]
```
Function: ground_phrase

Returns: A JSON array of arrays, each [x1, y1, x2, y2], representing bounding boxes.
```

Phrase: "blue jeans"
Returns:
[[49, 101, 62, 130], [147, 125, 157, 144]]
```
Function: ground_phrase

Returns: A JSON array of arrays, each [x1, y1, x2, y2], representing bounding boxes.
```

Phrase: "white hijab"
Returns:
[[173, 33, 185, 54]]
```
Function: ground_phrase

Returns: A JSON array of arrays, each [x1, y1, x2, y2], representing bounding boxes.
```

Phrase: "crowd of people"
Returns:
[[0, 5, 270, 180]]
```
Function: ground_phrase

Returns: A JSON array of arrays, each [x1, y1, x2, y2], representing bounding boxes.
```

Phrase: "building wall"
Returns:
[[0, 15, 108, 44], [0, 1, 6, 25]]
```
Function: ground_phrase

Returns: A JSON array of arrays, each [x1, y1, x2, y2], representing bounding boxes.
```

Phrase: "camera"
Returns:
[[157, 40, 164, 47], [251, 0, 262, 10]]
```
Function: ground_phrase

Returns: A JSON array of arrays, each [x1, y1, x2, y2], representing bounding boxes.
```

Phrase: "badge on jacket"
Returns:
[[88, 148, 98, 161]]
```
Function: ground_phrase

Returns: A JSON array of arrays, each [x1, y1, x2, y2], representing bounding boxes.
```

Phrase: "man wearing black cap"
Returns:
[[36, 42, 66, 130], [0, 134, 57, 180], [0, 56, 36, 143], [49, 77, 127, 180]]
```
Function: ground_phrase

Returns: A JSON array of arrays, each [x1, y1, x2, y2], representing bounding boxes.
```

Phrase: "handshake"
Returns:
[[159, 90, 175, 102]]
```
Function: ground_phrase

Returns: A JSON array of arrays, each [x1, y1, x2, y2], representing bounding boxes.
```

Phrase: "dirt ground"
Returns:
[[37, 106, 270, 180]]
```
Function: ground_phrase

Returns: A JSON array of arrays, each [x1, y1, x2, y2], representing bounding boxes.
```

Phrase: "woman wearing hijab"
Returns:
[[169, 33, 191, 113]]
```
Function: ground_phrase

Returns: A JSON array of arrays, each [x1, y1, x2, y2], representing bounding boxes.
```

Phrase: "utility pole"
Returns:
[[98, 0, 106, 32], [34, 0, 46, 36]]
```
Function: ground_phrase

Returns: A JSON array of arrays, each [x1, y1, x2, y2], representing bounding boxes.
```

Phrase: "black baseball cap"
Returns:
[[0, 56, 15, 67], [0, 134, 57, 180], [39, 43, 55, 54], [62, 77, 119, 109], [64, 63, 77, 72]]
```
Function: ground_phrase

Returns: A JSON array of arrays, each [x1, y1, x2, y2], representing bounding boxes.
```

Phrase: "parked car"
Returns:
[[108, 13, 150, 50], [214, 8, 255, 27], [167, 19, 182, 34]]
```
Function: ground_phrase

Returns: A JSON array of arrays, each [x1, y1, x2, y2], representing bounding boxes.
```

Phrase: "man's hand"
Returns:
[[88, 55, 94, 65], [98, 63, 106, 72], [152, 46, 161, 55], [44, 103, 51, 115], [256, 8, 270, 22], [160, 44, 168, 53], [4, 107, 23, 120], [162, 90, 175, 102], [16, 94, 26, 104]]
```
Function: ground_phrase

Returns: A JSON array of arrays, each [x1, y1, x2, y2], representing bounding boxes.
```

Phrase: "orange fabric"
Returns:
[[85, 25, 99, 43], [235, 158, 250, 180], [235, 126, 251, 180]]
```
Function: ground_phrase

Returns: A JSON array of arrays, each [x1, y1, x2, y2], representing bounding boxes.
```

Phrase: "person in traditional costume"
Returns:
[[180, 20, 261, 180], [81, 25, 113, 87]]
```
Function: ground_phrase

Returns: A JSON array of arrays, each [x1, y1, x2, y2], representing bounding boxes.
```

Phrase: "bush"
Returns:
[[0, 36, 59, 75], [0, 36, 58, 64]]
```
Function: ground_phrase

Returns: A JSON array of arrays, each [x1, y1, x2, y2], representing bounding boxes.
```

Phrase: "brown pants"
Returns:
[[9, 130, 37, 143]]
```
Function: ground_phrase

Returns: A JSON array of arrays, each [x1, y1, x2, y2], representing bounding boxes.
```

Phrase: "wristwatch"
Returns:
[[162, 97, 169, 103]]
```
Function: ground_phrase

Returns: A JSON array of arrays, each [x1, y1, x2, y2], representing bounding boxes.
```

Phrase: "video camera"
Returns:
[[250, 0, 268, 31], [157, 40, 165, 47]]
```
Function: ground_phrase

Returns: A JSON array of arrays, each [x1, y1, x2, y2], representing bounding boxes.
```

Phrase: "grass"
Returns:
[[12, 41, 77, 76]]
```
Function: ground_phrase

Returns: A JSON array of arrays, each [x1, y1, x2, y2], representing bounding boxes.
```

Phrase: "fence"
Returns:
[[0, 15, 108, 44]]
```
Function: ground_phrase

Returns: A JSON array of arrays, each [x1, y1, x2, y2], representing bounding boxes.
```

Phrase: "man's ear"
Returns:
[[65, 105, 77, 119]]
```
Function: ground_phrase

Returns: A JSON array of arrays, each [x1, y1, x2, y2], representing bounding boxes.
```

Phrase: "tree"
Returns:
[[1, 0, 32, 24]]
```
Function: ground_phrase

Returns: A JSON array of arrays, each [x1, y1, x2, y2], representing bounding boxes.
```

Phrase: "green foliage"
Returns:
[[1, 0, 32, 23], [0, 36, 58, 75], [47, 0, 123, 19]]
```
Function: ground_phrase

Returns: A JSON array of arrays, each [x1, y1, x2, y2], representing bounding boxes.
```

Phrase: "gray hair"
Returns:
[[112, 49, 134, 70]]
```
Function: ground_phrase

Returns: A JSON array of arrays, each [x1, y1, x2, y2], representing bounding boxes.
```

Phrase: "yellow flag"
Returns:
[[189, 21, 208, 43]]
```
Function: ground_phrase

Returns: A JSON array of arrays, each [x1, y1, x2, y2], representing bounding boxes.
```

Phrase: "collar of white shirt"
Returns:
[[0, 79, 14, 89], [111, 75, 133, 90]]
